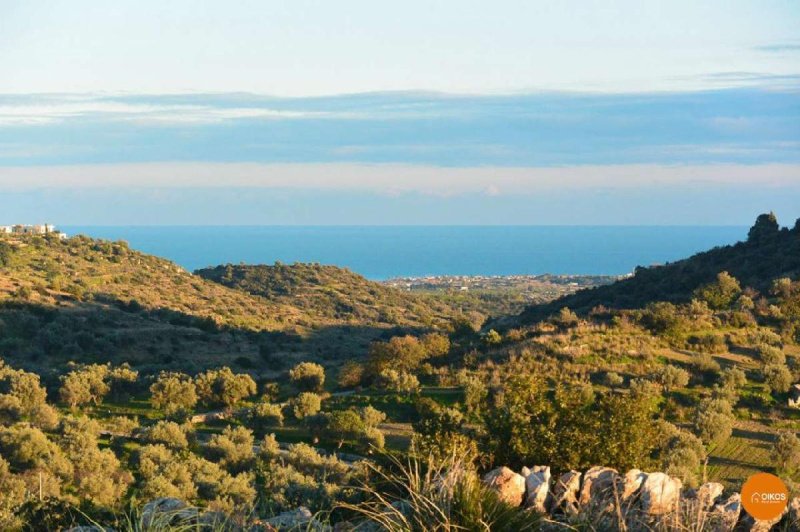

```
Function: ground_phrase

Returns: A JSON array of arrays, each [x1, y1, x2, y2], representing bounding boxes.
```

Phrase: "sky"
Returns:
[[1, 0, 799, 225]]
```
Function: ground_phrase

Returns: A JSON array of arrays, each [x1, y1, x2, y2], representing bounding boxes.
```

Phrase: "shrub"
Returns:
[[378, 369, 421, 395], [421, 332, 451, 357], [290, 392, 321, 420], [195, 367, 256, 409], [656, 365, 690, 392], [764, 364, 793, 394], [337, 360, 364, 389], [757, 344, 786, 366], [693, 397, 733, 445], [205, 426, 255, 474], [368, 335, 429, 374], [149, 371, 198, 417], [719, 366, 747, 390], [693, 271, 741, 310], [289, 362, 326, 393], [249, 401, 284, 430], [145, 420, 190, 450], [324, 409, 366, 448], [360, 405, 387, 428], [773, 431, 800, 478]]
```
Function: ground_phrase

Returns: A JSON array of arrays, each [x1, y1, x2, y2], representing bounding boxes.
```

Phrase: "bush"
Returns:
[[337, 361, 364, 389], [693, 397, 733, 444], [289, 362, 326, 393], [693, 271, 741, 310], [764, 364, 793, 394], [149, 371, 198, 417], [205, 426, 255, 474], [249, 401, 284, 430], [145, 420, 190, 450], [378, 369, 421, 395], [773, 431, 800, 478], [290, 392, 321, 420], [655, 365, 690, 392], [195, 367, 256, 409], [757, 344, 786, 366]]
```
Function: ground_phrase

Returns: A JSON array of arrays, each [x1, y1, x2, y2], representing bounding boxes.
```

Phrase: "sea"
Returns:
[[61, 226, 748, 281]]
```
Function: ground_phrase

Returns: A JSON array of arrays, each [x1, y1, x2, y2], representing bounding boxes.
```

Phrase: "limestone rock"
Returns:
[[618, 469, 647, 502], [709, 493, 741, 532], [482, 466, 526, 507], [696, 482, 724, 509], [579, 466, 619, 507], [523, 465, 552, 513], [787, 497, 800, 529], [141, 498, 197, 528], [263, 506, 329, 530], [640, 472, 682, 515], [739, 511, 786, 532], [552, 470, 581, 515]]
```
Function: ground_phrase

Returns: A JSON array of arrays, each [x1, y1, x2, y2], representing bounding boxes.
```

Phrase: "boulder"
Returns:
[[709, 493, 741, 532], [264, 506, 329, 531], [482, 466, 526, 507], [551, 470, 581, 515], [141, 498, 197, 528], [579, 466, 619, 507], [618, 469, 647, 502], [696, 482, 724, 510], [787, 497, 800, 528], [640, 472, 682, 515], [739, 512, 786, 532], [523, 465, 552, 513]]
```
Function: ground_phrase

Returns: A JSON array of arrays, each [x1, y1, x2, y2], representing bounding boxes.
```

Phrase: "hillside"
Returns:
[[195, 263, 455, 325], [0, 234, 458, 375], [520, 213, 800, 321]]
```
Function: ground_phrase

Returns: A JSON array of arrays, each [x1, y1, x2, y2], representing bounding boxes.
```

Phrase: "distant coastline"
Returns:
[[62, 225, 748, 280]]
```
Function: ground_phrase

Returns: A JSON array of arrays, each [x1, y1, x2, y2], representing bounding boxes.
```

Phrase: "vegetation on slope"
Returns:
[[195, 263, 456, 326], [1, 214, 799, 530], [0, 234, 461, 374], [521, 213, 800, 320]]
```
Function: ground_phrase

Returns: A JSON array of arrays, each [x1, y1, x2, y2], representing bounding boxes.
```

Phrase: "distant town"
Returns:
[[383, 273, 625, 293], [0, 224, 68, 239]]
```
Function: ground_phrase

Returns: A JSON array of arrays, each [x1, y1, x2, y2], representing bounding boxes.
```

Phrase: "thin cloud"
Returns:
[[0, 162, 797, 195], [754, 43, 800, 52]]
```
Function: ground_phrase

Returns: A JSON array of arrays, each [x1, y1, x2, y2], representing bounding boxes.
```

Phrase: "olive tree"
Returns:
[[150, 371, 198, 417], [289, 362, 326, 393], [195, 367, 256, 409]]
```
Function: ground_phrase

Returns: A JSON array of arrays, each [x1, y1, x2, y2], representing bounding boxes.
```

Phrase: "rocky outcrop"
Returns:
[[640, 472, 682, 515], [618, 469, 647, 503], [551, 470, 581, 515], [579, 466, 619, 507], [483, 466, 526, 507], [523, 465, 552, 513], [264, 506, 315, 529], [709, 493, 741, 532], [696, 482, 724, 510], [141, 498, 198, 528]]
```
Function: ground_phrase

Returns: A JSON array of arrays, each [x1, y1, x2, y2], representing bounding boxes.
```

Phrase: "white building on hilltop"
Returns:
[[0, 224, 67, 239]]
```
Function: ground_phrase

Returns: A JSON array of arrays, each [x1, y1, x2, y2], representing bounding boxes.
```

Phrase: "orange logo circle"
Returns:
[[741, 473, 789, 521]]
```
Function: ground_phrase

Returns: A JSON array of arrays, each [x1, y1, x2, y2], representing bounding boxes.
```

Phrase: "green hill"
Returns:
[[520, 213, 800, 321], [195, 262, 455, 326], [0, 235, 458, 375]]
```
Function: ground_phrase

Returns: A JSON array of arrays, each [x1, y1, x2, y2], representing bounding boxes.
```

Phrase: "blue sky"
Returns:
[[0, 1, 799, 224]]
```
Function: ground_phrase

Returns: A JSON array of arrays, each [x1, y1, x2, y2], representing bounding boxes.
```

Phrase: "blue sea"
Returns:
[[62, 226, 748, 280]]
